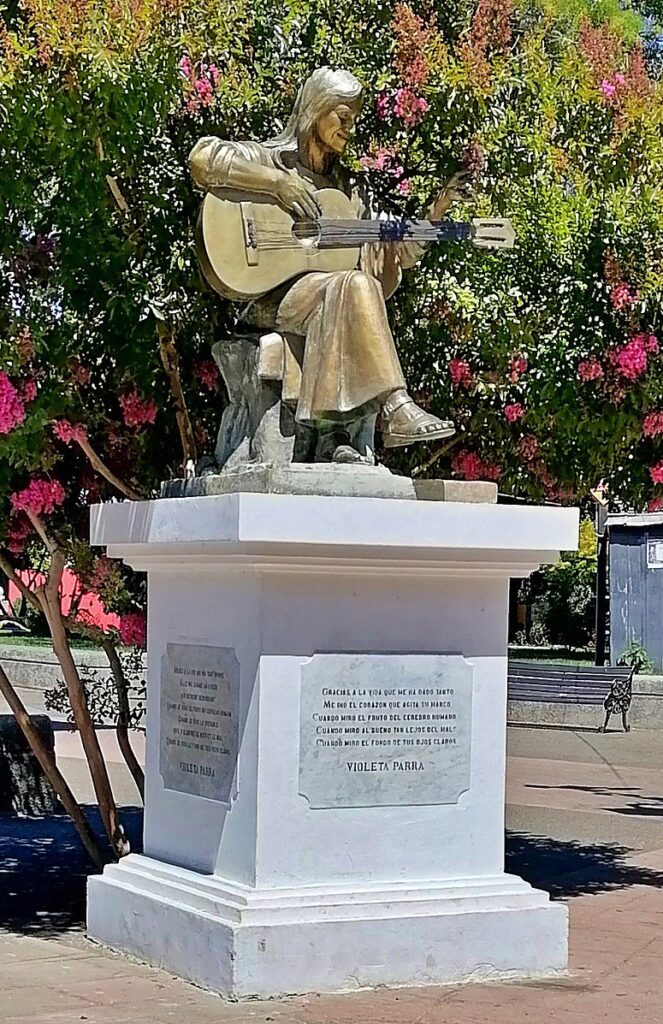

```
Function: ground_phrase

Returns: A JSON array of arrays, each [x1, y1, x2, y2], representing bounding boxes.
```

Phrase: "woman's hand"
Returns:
[[427, 170, 473, 220], [274, 170, 322, 220]]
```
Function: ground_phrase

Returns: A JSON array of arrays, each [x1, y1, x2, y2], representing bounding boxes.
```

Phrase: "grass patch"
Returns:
[[509, 644, 595, 665], [0, 634, 98, 651]]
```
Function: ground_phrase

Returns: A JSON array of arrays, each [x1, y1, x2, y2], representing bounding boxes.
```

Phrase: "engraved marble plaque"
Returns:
[[299, 654, 472, 808], [160, 644, 239, 801]]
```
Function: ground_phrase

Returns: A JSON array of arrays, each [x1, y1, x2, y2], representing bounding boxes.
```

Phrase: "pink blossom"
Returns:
[[52, 419, 88, 445], [643, 412, 663, 438], [396, 179, 411, 194], [650, 462, 663, 485], [11, 477, 65, 517], [119, 611, 147, 648], [449, 358, 473, 388], [647, 498, 663, 513], [194, 77, 213, 103], [0, 372, 26, 435], [614, 72, 626, 86], [509, 355, 527, 382], [452, 450, 501, 482], [88, 556, 114, 595], [360, 148, 407, 185], [70, 361, 91, 386], [182, 57, 219, 113], [119, 390, 157, 428], [600, 78, 616, 98], [550, 485, 576, 503], [19, 378, 37, 403], [578, 358, 604, 381], [376, 91, 391, 119], [517, 434, 539, 462], [361, 147, 395, 171], [393, 87, 429, 127], [6, 516, 32, 555], [504, 402, 525, 423], [194, 359, 220, 391], [610, 281, 638, 310], [610, 335, 653, 380], [645, 333, 659, 353]]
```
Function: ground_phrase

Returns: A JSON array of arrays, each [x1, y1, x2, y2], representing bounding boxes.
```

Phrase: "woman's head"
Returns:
[[267, 68, 363, 162]]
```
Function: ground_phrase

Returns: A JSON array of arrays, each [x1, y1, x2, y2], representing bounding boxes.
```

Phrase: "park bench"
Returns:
[[507, 660, 635, 732]]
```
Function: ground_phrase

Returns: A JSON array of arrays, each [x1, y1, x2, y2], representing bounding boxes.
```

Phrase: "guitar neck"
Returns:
[[315, 218, 471, 250]]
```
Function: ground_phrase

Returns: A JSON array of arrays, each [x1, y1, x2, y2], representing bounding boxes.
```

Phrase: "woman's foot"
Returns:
[[381, 390, 455, 448], [315, 429, 373, 465], [332, 444, 372, 465]]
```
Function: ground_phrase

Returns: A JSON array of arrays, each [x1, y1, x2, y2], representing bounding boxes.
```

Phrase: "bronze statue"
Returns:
[[190, 67, 476, 469]]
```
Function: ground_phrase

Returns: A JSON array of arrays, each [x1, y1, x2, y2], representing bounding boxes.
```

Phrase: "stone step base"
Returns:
[[88, 854, 568, 998]]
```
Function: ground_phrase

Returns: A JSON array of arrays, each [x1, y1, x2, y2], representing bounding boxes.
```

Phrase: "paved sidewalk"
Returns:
[[1, 726, 663, 1023]]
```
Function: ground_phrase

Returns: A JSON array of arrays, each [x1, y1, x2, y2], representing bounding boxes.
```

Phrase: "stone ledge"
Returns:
[[161, 463, 416, 501], [162, 468, 498, 503], [414, 480, 498, 503]]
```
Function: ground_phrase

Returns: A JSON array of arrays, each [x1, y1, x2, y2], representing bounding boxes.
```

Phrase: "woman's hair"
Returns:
[[264, 67, 363, 167]]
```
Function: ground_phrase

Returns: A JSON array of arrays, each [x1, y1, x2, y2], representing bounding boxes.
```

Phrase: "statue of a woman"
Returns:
[[190, 67, 465, 465]]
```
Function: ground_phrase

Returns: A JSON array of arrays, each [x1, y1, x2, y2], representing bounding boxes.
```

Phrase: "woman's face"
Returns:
[[314, 99, 361, 155]]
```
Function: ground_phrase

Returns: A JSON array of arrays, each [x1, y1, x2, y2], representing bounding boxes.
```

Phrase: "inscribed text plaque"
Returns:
[[160, 644, 239, 801], [299, 654, 472, 808]]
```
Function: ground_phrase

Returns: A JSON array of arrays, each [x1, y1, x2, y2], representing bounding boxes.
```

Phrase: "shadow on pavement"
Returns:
[[524, 783, 663, 818], [0, 806, 143, 935], [2, 816, 662, 936], [506, 829, 663, 898]]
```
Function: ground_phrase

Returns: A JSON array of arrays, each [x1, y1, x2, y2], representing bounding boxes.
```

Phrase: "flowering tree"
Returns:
[[1, 0, 662, 860]]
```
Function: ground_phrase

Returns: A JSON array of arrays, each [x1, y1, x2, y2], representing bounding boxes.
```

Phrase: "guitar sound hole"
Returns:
[[292, 220, 321, 248]]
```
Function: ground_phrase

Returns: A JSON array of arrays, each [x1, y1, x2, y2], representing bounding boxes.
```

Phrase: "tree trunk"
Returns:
[[42, 592, 129, 859], [158, 324, 197, 471], [0, 665, 107, 870], [101, 637, 145, 801]]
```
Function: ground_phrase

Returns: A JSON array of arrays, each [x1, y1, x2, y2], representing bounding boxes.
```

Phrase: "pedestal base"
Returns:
[[87, 494, 578, 999], [88, 854, 568, 998]]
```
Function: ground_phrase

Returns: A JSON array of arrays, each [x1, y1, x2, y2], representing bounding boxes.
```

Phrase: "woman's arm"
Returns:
[[189, 137, 321, 220]]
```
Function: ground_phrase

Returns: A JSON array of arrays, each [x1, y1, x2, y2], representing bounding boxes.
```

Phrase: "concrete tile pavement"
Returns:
[[0, 880, 662, 1023], [3, 883, 663, 1024]]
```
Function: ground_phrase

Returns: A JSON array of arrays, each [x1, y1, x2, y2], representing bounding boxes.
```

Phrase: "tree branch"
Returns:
[[0, 551, 43, 616], [157, 323, 197, 472], [77, 436, 142, 501], [26, 511, 56, 555], [411, 434, 462, 478], [0, 663, 107, 870], [100, 635, 145, 801], [64, 614, 145, 802]]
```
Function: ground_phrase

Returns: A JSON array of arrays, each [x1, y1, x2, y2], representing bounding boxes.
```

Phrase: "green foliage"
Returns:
[[618, 637, 654, 672], [520, 548, 597, 646], [44, 647, 146, 727], [578, 517, 597, 556], [0, 0, 662, 600]]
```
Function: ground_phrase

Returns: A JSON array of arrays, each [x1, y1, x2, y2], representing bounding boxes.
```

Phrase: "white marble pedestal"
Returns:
[[87, 493, 578, 997]]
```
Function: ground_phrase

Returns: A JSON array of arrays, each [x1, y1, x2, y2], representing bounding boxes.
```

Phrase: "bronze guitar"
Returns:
[[197, 187, 515, 301]]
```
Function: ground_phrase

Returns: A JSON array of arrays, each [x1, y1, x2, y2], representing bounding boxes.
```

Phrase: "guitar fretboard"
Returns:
[[314, 218, 470, 250]]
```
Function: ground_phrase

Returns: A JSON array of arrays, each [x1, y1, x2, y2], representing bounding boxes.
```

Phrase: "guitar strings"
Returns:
[[252, 225, 454, 250]]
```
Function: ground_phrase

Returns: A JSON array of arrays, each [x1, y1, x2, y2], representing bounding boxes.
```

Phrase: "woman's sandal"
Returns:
[[381, 391, 455, 449]]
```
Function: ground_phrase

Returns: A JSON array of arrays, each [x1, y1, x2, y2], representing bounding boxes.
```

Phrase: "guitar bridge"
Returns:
[[240, 203, 260, 266]]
